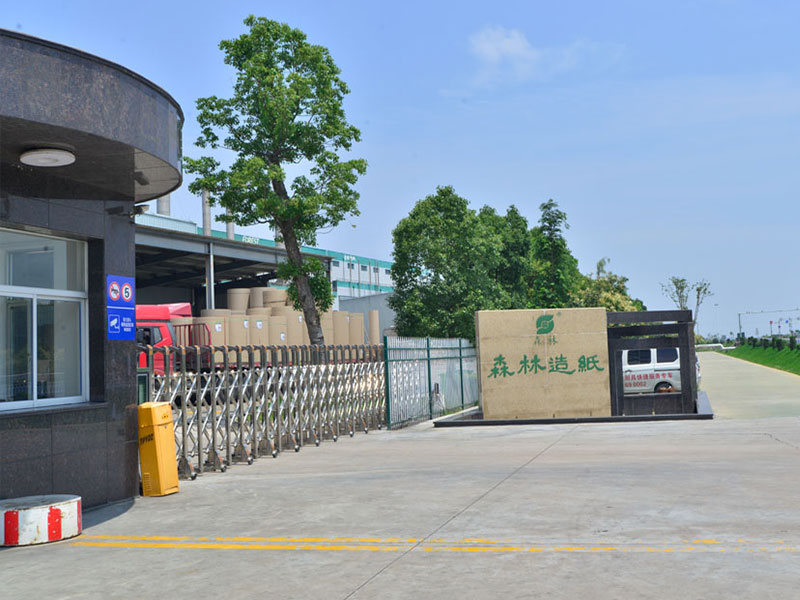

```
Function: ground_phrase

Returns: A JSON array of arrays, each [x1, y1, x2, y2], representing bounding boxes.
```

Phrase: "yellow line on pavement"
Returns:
[[73, 541, 402, 552], [71, 538, 799, 555]]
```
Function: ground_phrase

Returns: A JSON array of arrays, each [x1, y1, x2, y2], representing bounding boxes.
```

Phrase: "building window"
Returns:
[[372, 267, 379, 273], [360, 265, 367, 272], [385, 269, 391, 275], [332, 260, 339, 267], [0, 228, 87, 410], [347, 263, 354, 269]]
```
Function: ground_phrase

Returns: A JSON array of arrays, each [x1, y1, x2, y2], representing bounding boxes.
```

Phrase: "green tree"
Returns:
[[526, 199, 580, 308], [661, 277, 713, 323], [388, 186, 506, 341], [477, 205, 530, 308], [573, 258, 646, 312], [185, 16, 367, 344]]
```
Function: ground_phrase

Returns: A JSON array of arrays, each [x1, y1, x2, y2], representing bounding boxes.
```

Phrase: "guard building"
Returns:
[[0, 30, 183, 506]]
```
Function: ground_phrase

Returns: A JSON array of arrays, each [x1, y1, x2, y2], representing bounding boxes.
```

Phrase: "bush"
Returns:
[[789, 336, 797, 351], [774, 337, 784, 351], [761, 338, 770, 349]]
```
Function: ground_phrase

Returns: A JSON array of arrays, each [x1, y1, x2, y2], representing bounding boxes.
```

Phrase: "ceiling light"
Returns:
[[20, 148, 76, 167]]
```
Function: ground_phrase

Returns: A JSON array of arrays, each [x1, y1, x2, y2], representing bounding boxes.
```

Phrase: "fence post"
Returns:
[[458, 338, 465, 412], [383, 336, 392, 430], [426, 337, 433, 420]]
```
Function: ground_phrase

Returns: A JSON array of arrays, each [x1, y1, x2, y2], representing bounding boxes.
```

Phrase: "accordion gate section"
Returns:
[[139, 344, 386, 479]]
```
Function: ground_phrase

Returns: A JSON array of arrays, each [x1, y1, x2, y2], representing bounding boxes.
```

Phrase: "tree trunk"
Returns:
[[278, 222, 325, 345]]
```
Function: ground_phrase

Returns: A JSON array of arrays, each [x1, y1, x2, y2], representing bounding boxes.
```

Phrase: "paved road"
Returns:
[[2, 413, 799, 599], [699, 351, 800, 419]]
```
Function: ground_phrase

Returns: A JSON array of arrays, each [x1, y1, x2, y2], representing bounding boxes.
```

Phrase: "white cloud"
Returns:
[[468, 25, 623, 87], [469, 26, 540, 84]]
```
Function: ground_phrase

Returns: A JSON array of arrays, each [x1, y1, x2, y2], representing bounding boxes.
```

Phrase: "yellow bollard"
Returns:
[[138, 402, 179, 496]]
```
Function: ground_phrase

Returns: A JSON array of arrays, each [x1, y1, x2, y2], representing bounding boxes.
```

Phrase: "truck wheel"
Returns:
[[655, 382, 674, 393]]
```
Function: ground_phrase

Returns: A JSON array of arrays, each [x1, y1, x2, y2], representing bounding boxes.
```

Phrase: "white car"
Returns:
[[622, 348, 701, 394]]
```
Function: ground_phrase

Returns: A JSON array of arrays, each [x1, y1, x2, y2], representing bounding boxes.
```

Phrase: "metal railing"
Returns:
[[384, 336, 478, 429], [138, 344, 385, 479]]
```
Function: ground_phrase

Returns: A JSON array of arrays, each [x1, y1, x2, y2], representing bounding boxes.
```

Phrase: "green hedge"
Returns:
[[724, 344, 800, 377]]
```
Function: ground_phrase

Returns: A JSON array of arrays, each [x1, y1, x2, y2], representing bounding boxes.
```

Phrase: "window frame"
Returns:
[[656, 348, 679, 364], [0, 228, 88, 411], [626, 349, 652, 366]]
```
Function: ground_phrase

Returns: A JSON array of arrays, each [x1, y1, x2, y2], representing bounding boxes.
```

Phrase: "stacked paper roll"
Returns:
[[349, 313, 365, 346], [286, 310, 304, 346], [268, 316, 288, 346], [263, 288, 288, 306], [249, 287, 270, 308], [320, 311, 334, 345], [333, 311, 350, 346], [368, 310, 380, 345], [227, 288, 250, 312]]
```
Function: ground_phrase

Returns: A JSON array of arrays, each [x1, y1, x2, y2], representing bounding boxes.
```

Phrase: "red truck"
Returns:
[[136, 303, 211, 373]]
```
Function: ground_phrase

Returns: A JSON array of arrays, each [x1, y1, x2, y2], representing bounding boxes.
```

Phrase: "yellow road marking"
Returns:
[[72, 536, 799, 555], [74, 541, 401, 552]]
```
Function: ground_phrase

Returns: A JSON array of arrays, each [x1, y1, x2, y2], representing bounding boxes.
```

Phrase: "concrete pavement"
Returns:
[[2, 416, 800, 598], [699, 351, 800, 419], [2, 352, 799, 599]]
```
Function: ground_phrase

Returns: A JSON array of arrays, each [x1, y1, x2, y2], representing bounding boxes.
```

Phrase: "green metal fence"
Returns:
[[384, 336, 478, 429]]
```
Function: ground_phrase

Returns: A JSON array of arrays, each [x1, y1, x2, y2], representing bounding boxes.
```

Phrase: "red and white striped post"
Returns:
[[1, 495, 82, 546]]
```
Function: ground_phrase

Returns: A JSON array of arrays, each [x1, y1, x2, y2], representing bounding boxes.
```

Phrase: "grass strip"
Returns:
[[723, 345, 800, 377]]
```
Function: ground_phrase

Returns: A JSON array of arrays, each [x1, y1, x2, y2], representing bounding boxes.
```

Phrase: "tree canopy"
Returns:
[[390, 189, 645, 340], [661, 277, 712, 323], [388, 186, 507, 341], [526, 200, 581, 308], [573, 258, 646, 312], [185, 16, 366, 343]]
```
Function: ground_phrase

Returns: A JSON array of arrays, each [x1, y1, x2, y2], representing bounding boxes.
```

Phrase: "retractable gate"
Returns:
[[139, 344, 386, 479]]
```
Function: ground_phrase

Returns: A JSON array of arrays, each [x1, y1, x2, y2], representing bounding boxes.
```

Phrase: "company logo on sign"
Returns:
[[536, 315, 554, 334]]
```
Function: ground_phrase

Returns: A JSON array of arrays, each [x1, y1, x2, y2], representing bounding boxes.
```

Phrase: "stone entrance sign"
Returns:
[[475, 308, 610, 420]]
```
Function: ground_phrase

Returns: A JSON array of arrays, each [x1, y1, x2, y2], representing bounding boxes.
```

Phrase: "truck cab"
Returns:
[[136, 305, 179, 373], [136, 303, 210, 373]]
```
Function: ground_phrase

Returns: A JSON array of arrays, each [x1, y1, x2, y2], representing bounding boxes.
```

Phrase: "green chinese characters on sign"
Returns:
[[487, 351, 605, 379], [488, 354, 515, 378], [532, 334, 557, 346], [578, 354, 605, 372], [548, 354, 575, 375], [518, 354, 546, 375]]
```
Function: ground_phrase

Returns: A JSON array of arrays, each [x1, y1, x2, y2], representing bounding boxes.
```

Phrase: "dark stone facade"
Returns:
[[0, 30, 182, 507], [0, 197, 140, 506]]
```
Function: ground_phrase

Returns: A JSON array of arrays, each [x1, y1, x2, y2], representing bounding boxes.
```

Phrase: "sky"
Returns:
[[3, 0, 799, 337]]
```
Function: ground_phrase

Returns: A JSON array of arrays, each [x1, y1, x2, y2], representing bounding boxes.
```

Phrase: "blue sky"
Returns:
[[3, 0, 799, 337]]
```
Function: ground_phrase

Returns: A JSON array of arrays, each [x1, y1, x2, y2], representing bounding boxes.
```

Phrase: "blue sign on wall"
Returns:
[[107, 274, 136, 340]]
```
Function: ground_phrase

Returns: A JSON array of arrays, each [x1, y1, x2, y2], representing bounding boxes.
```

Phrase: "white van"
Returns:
[[622, 348, 701, 394]]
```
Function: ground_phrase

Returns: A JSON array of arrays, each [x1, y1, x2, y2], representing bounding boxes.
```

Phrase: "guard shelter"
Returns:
[[0, 29, 183, 507]]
